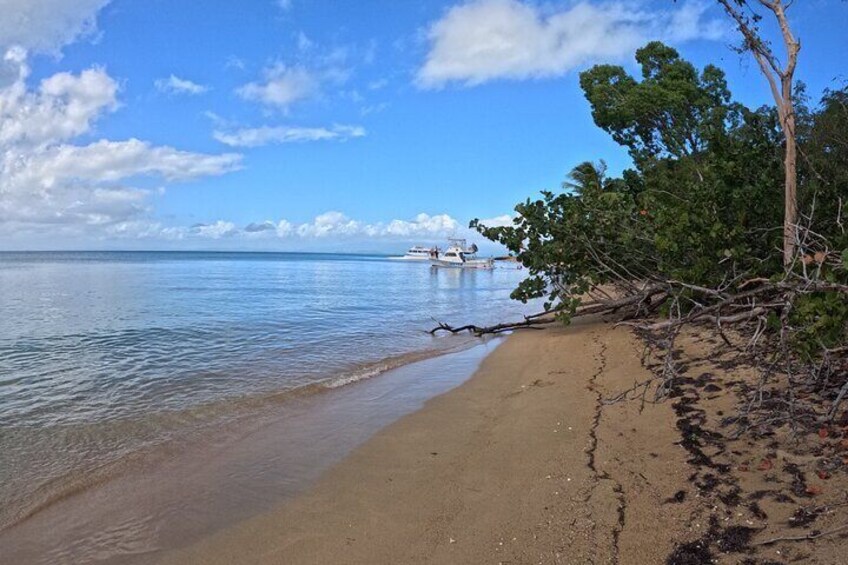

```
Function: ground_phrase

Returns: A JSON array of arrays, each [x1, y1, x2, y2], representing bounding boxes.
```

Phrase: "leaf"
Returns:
[[805, 485, 823, 496]]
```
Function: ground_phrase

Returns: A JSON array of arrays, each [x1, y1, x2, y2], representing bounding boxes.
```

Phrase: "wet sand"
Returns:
[[0, 341, 504, 565], [158, 320, 693, 564]]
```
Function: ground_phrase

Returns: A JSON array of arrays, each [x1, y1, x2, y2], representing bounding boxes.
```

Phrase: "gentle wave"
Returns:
[[0, 338, 481, 533]]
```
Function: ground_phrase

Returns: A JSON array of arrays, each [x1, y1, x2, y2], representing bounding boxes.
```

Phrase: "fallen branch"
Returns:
[[429, 315, 556, 336]]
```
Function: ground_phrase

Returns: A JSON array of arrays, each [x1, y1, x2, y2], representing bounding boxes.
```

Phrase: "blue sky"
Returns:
[[1, 0, 845, 252]]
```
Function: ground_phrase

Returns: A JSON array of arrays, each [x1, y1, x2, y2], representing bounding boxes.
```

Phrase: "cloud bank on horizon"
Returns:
[[159, 212, 514, 245], [0, 0, 729, 249]]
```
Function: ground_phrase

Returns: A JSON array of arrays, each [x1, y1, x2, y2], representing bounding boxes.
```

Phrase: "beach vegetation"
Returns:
[[457, 37, 848, 435]]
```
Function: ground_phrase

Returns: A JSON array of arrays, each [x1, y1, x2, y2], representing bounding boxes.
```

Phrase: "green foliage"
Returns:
[[476, 42, 784, 301], [798, 84, 848, 250], [471, 161, 644, 318], [637, 104, 784, 283], [579, 42, 784, 283], [579, 42, 737, 164], [790, 292, 848, 359], [472, 43, 848, 358]]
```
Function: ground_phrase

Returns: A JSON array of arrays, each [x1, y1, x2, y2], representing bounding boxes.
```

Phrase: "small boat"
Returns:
[[397, 245, 436, 260], [429, 239, 494, 269]]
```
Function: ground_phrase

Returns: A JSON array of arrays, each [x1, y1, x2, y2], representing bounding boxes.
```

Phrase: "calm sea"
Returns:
[[0, 251, 535, 561]]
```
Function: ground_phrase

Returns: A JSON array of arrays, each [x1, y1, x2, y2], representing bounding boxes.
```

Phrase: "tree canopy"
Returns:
[[473, 43, 847, 356]]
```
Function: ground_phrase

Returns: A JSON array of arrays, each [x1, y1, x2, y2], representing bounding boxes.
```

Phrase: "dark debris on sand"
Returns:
[[658, 338, 848, 565]]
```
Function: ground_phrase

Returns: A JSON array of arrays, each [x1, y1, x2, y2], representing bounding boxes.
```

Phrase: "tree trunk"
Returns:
[[776, 0, 800, 267], [774, 0, 800, 268], [715, 0, 800, 269], [783, 108, 797, 266]]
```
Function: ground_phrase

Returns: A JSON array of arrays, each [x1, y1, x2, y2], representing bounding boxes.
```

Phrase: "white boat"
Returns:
[[429, 239, 494, 269], [397, 245, 436, 260]]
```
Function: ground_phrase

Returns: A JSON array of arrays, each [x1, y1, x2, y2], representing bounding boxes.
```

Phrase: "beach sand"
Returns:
[[157, 320, 691, 564], [157, 319, 848, 564]]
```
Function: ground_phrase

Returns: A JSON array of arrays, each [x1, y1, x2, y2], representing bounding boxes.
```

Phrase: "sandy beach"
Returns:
[[154, 319, 848, 565], [157, 320, 691, 564]]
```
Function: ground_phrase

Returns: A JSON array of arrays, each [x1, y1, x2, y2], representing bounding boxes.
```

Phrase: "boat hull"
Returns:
[[391, 255, 431, 261], [429, 258, 494, 269]]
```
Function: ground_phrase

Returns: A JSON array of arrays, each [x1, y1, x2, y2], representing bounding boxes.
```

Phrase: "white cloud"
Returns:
[[237, 64, 318, 109], [0, 49, 241, 235], [38, 210, 512, 251], [417, 0, 725, 88], [381, 213, 460, 237], [191, 220, 238, 239], [0, 0, 111, 54], [276, 0, 293, 10], [244, 220, 277, 233], [275, 219, 294, 237], [235, 42, 358, 110], [475, 214, 514, 228], [225, 55, 247, 71], [232, 211, 463, 241], [213, 124, 366, 148], [368, 78, 389, 91], [296, 32, 313, 52], [360, 102, 388, 117], [297, 211, 361, 238], [1, 138, 241, 228], [0, 47, 118, 148], [155, 75, 210, 95], [24, 139, 242, 183], [666, 1, 726, 43], [120, 212, 463, 243]]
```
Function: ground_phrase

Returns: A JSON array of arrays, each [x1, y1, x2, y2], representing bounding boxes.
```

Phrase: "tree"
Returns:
[[580, 42, 784, 283], [715, 0, 801, 267], [470, 160, 646, 317], [452, 42, 848, 457], [799, 84, 848, 250], [579, 42, 738, 166]]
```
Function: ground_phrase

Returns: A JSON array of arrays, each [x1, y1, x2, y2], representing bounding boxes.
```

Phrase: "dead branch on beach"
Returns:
[[620, 263, 848, 431], [428, 315, 556, 336]]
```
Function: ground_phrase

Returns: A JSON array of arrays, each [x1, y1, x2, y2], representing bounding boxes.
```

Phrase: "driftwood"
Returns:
[[429, 285, 667, 337], [428, 316, 555, 336]]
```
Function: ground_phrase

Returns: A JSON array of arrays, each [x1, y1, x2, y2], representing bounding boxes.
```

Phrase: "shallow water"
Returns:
[[0, 340, 502, 564], [0, 251, 534, 562]]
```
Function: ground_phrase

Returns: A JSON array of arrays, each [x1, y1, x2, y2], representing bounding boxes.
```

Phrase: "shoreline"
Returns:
[[158, 319, 848, 564], [0, 339, 504, 565], [7, 320, 847, 564], [157, 319, 692, 564], [0, 332, 492, 536], [0, 249, 536, 555]]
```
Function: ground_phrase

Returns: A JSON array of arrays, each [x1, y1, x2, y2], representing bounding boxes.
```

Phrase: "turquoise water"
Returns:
[[0, 251, 534, 537]]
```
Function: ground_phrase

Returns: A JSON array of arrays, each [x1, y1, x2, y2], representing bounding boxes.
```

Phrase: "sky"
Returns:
[[0, 0, 845, 252]]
